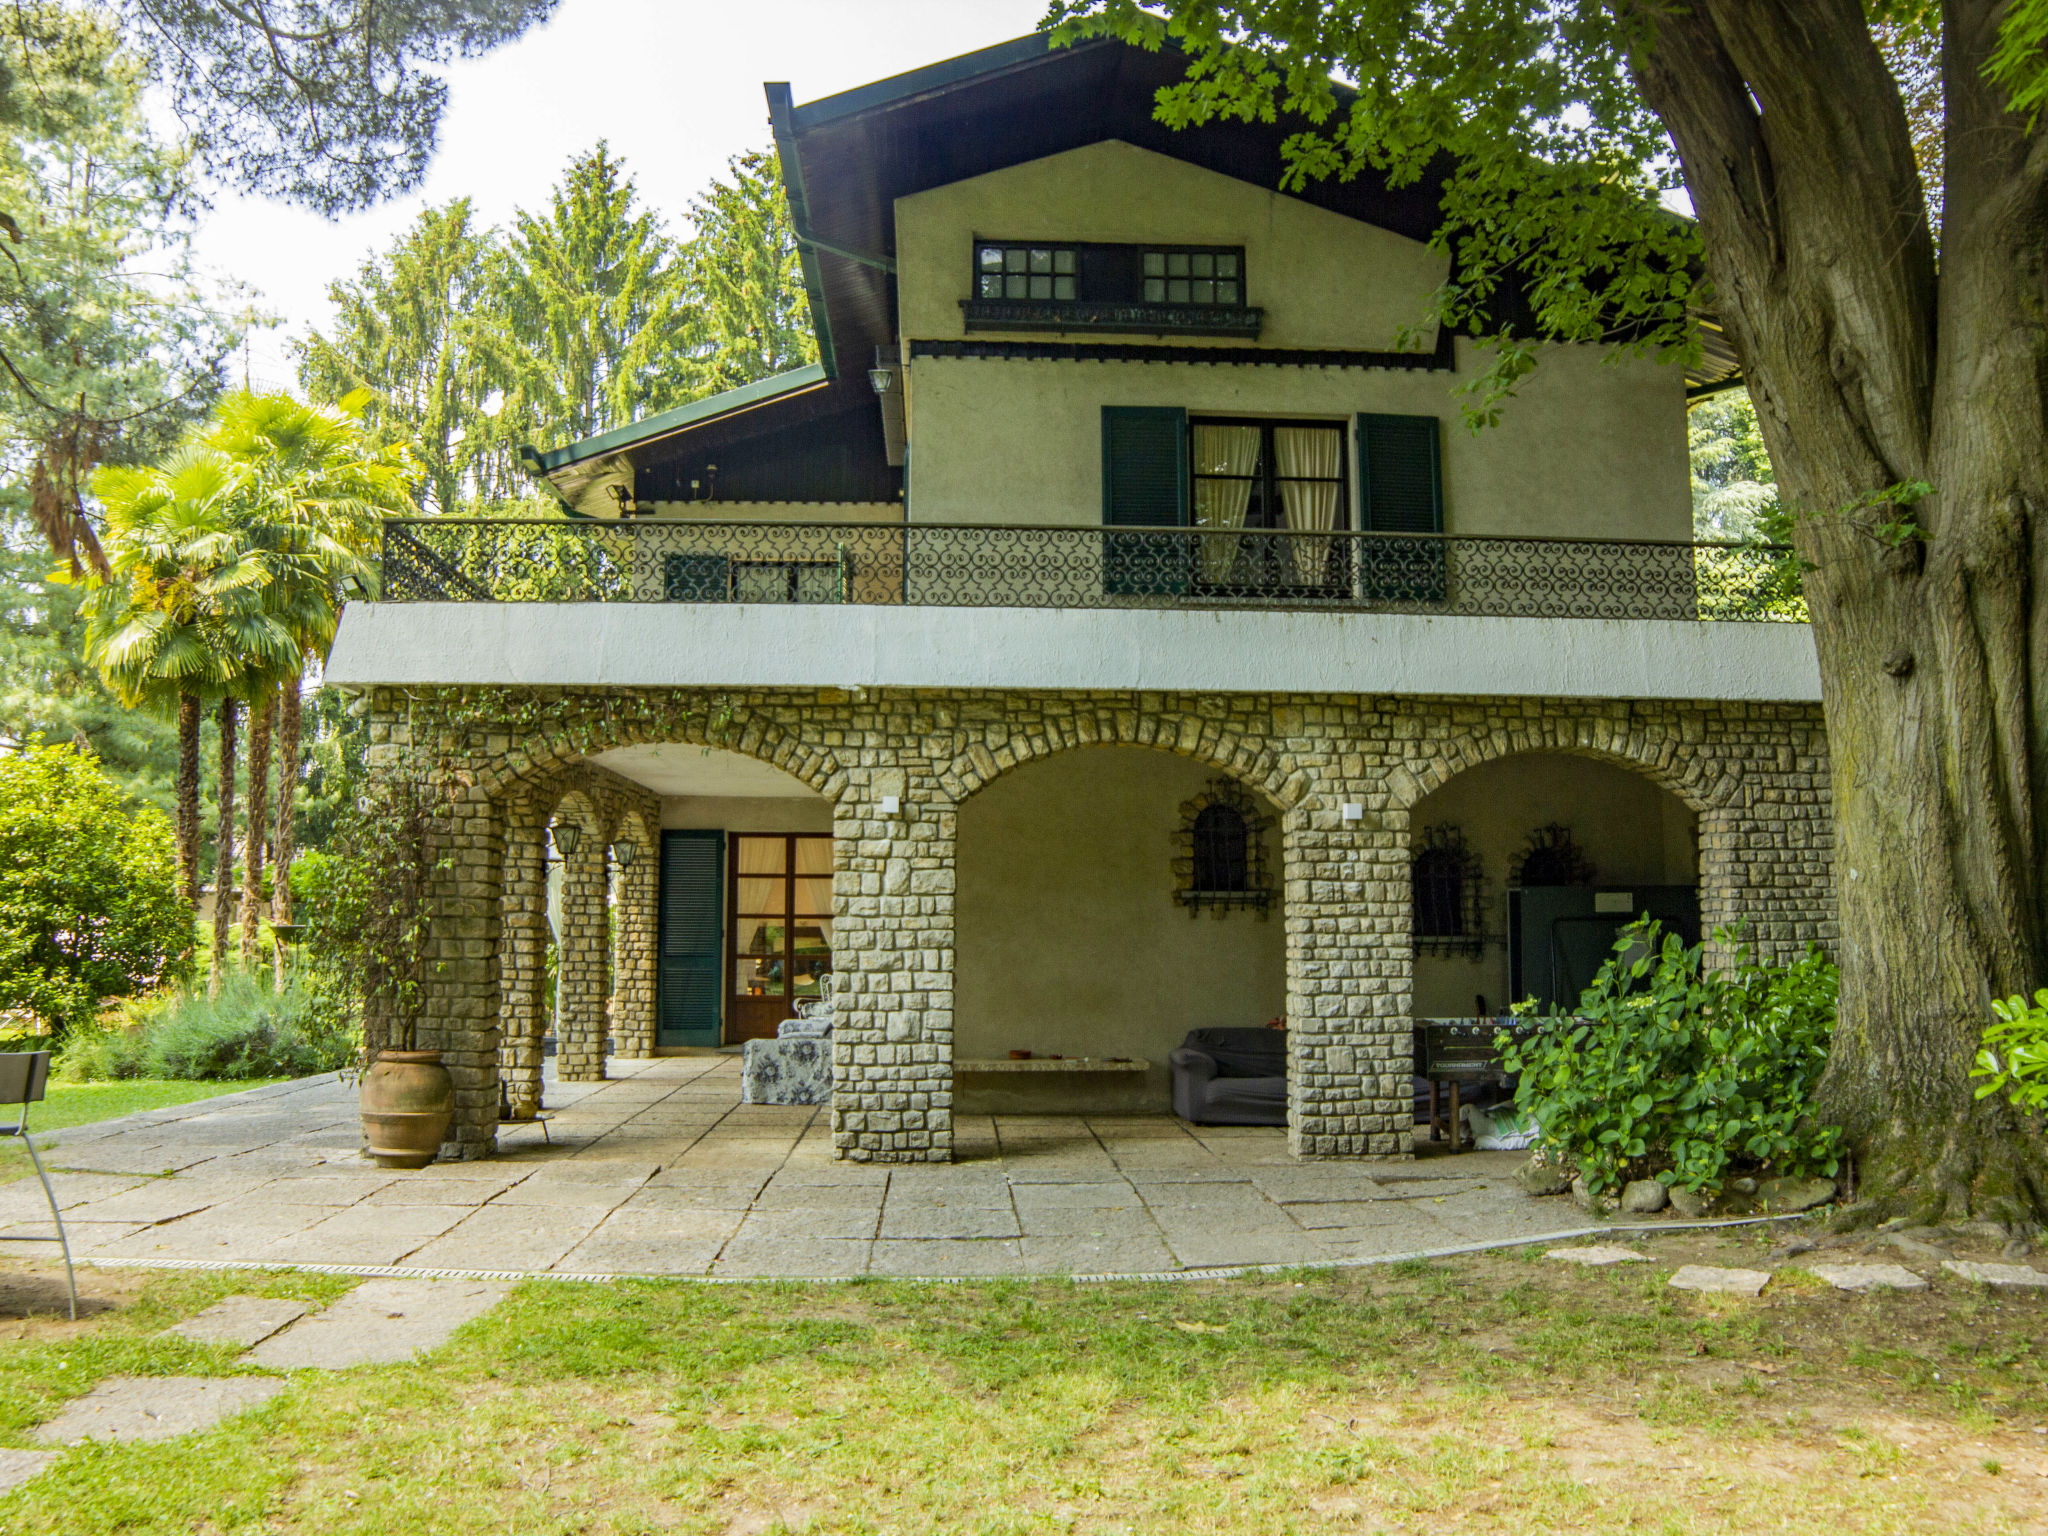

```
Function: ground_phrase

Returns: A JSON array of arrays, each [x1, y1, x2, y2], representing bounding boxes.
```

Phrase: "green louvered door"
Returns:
[[1101, 405, 1190, 595], [1356, 412, 1446, 603], [657, 830, 724, 1048]]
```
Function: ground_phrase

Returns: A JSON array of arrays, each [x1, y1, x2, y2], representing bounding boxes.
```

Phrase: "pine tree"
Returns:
[[680, 150, 817, 396]]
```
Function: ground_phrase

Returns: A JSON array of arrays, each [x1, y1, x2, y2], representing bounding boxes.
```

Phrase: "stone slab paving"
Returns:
[[31, 1376, 286, 1444], [1942, 1260, 2048, 1288], [165, 1295, 312, 1347], [0, 1448, 57, 1495], [1807, 1262, 1929, 1293], [1669, 1265, 1773, 1296], [1547, 1245, 1648, 1266], [34, 1057, 1607, 1279], [247, 1279, 511, 1369]]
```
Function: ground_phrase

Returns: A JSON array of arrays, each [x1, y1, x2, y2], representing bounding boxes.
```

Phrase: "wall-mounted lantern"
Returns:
[[609, 837, 639, 870], [549, 822, 581, 858]]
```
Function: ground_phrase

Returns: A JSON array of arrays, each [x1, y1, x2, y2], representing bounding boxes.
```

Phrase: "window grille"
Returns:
[[1512, 823, 1596, 888], [1412, 823, 1485, 958], [1172, 777, 1273, 915]]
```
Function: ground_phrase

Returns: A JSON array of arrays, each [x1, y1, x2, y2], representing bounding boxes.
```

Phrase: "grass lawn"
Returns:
[[20, 1078, 293, 1136], [0, 1230, 2042, 1534]]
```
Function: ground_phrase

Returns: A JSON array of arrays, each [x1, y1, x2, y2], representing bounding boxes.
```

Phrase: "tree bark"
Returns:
[[1630, 0, 2048, 1224], [272, 675, 301, 987], [209, 696, 239, 997], [175, 692, 201, 907], [240, 695, 273, 973]]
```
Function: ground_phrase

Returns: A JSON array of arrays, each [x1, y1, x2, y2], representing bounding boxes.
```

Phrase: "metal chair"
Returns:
[[0, 1052, 74, 1318]]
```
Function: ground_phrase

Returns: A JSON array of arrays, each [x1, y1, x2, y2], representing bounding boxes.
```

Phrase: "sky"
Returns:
[[193, 0, 1050, 392]]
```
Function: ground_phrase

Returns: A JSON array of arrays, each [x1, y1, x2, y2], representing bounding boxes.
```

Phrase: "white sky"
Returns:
[[192, 0, 1049, 391]]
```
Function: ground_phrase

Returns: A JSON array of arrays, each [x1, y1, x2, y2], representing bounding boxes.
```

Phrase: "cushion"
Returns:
[[1180, 1027, 1287, 1079]]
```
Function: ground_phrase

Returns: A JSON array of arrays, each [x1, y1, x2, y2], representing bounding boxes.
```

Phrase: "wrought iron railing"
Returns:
[[378, 518, 1807, 622]]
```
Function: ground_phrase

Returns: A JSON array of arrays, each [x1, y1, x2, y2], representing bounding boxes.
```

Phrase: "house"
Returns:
[[326, 32, 1832, 1164]]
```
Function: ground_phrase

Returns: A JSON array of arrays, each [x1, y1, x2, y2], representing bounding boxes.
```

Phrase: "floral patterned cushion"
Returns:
[[741, 1037, 833, 1105]]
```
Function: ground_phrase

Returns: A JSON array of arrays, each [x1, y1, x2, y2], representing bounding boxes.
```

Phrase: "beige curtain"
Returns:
[[1275, 426, 1342, 585], [1192, 424, 1260, 582]]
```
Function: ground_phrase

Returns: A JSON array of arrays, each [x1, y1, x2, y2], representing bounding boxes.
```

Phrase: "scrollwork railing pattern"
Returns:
[[378, 519, 1806, 622]]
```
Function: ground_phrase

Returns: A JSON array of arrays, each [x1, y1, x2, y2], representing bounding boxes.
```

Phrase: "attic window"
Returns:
[[1143, 250, 1240, 306], [977, 244, 1078, 302]]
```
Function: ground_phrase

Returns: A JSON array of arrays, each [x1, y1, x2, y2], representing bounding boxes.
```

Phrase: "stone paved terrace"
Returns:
[[3, 1059, 1587, 1279]]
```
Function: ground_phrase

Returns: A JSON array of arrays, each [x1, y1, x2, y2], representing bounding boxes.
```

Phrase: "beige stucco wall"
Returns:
[[903, 340, 1690, 540], [658, 795, 832, 834], [954, 746, 1285, 1113], [894, 140, 1446, 351], [1408, 753, 1698, 1018]]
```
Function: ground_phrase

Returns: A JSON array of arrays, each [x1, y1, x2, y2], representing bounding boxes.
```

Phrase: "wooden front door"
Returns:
[[727, 832, 833, 1043]]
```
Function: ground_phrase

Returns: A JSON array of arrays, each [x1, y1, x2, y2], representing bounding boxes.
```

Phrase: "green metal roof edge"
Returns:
[[787, 32, 1066, 131], [766, 83, 840, 381], [530, 363, 831, 471]]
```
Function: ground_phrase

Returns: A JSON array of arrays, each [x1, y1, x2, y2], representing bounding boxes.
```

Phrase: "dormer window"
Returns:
[[964, 239, 1260, 338]]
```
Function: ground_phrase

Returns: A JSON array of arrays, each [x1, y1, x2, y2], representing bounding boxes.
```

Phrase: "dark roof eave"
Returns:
[[531, 363, 833, 477]]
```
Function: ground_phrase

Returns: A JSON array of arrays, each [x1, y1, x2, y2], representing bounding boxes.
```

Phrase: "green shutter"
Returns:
[[1101, 405, 1189, 594], [1357, 413, 1446, 602], [657, 830, 724, 1047]]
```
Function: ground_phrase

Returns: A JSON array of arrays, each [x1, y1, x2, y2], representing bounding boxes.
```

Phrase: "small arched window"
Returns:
[[1512, 823, 1596, 888], [1173, 777, 1272, 916], [1412, 823, 1484, 957], [1191, 803, 1250, 892]]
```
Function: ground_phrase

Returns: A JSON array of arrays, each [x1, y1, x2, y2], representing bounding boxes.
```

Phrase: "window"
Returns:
[[1412, 823, 1484, 958], [1512, 824, 1596, 888], [1173, 778, 1273, 915], [1189, 417, 1348, 593], [966, 240, 1258, 337], [728, 833, 833, 1042], [976, 243, 1079, 302], [1357, 412, 1447, 603], [1142, 249, 1240, 306]]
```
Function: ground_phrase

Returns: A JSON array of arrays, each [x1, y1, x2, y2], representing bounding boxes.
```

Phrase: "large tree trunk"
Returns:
[[240, 695, 273, 972], [209, 696, 240, 996], [272, 675, 301, 987], [1631, 0, 2048, 1225], [175, 692, 201, 907]]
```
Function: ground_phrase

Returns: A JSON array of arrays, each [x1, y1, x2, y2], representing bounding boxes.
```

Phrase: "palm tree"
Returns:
[[203, 389, 412, 965], [86, 445, 300, 989]]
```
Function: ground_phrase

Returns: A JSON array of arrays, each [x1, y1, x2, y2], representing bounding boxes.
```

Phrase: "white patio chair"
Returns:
[[0, 1051, 74, 1318]]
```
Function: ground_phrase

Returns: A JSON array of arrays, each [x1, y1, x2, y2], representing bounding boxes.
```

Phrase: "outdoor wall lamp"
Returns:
[[610, 838, 639, 869], [867, 363, 898, 394], [550, 822, 581, 858]]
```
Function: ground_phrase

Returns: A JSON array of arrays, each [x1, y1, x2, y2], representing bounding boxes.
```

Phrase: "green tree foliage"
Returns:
[[1689, 393, 1779, 543], [0, 6, 237, 576], [298, 145, 816, 505], [0, 738, 190, 1032], [298, 201, 515, 514], [488, 143, 691, 447], [680, 149, 817, 397], [107, 0, 556, 215], [1498, 923, 1844, 1199]]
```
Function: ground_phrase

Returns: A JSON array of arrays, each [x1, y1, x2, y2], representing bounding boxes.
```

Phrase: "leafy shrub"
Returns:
[[1976, 991, 2048, 1112], [0, 741, 193, 1033], [56, 973, 354, 1083], [1497, 921, 1843, 1198]]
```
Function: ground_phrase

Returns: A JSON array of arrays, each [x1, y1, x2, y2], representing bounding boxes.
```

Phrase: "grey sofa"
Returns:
[[1170, 1027, 1287, 1125]]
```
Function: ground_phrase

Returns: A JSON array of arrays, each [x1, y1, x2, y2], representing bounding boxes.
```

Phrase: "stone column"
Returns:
[[1283, 802, 1413, 1158], [830, 769, 955, 1163], [421, 782, 505, 1159], [497, 809, 549, 1119], [611, 837, 657, 1058], [553, 806, 610, 1083]]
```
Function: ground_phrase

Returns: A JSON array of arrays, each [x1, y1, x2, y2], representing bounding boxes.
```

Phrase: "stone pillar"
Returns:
[[421, 782, 505, 1159], [1284, 802, 1413, 1158], [554, 804, 609, 1083], [830, 770, 955, 1163], [611, 836, 657, 1058], [497, 809, 549, 1119]]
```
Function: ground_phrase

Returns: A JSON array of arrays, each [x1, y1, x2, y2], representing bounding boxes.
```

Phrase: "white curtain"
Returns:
[[1192, 424, 1260, 583], [1275, 426, 1342, 585]]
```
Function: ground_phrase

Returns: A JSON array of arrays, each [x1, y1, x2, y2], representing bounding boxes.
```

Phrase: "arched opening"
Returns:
[[955, 745, 1287, 1119], [586, 743, 833, 1050], [1407, 751, 1700, 1145]]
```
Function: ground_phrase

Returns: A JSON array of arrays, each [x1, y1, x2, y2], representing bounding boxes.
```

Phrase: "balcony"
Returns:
[[378, 519, 1806, 624]]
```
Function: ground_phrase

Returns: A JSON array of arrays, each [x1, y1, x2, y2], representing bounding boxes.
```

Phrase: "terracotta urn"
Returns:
[[359, 1049, 453, 1168]]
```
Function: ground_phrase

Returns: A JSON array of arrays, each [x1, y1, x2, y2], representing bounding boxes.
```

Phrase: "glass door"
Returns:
[[727, 833, 834, 1043]]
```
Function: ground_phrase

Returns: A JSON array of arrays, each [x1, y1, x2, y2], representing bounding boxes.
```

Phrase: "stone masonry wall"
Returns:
[[360, 688, 1834, 1162]]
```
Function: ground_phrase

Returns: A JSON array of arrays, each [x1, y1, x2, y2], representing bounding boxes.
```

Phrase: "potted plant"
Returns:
[[311, 776, 453, 1167]]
